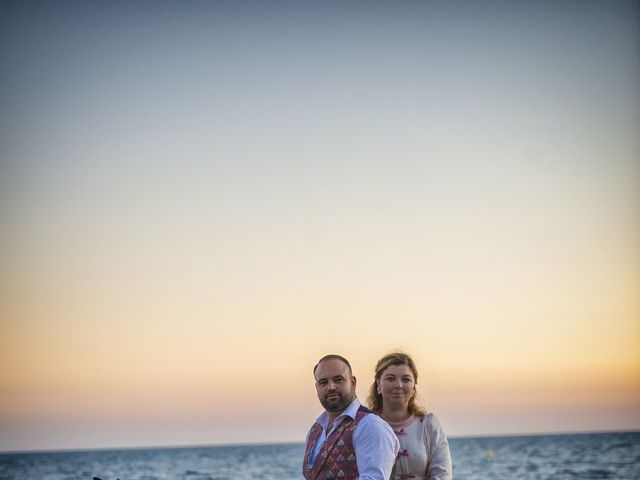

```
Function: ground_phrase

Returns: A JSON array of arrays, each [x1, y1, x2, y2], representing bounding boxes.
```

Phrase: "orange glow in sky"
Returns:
[[1, 1, 639, 451]]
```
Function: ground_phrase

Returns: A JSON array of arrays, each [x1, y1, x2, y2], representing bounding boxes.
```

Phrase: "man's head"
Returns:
[[313, 354, 357, 416]]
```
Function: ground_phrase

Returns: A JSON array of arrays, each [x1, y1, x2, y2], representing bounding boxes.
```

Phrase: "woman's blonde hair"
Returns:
[[367, 351, 426, 416]]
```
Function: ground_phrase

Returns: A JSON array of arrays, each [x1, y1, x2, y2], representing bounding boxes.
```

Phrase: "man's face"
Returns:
[[314, 358, 357, 414]]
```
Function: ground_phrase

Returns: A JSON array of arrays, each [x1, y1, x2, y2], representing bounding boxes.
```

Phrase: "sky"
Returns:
[[0, 0, 639, 452]]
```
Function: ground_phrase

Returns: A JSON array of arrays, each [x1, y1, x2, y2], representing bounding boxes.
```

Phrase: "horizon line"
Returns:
[[2, 428, 638, 456]]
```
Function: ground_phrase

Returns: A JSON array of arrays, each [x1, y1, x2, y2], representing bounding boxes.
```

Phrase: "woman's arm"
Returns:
[[425, 414, 452, 480]]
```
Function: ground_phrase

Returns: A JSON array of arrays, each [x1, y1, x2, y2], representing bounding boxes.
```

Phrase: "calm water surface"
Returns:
[[1, 431, 638, 480]]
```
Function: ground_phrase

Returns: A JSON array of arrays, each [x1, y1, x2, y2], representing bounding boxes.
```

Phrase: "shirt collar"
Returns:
[[316, 397, 361, 428]]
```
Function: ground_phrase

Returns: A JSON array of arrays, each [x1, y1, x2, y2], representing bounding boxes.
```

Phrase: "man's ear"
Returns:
[[351, 375, 357, 387]]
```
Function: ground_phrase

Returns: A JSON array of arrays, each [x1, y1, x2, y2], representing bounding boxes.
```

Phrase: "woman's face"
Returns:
[[377, 363, 415, 409]]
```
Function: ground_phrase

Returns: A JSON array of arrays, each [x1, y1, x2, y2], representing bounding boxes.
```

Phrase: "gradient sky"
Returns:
[[1, 0, 639, 452]]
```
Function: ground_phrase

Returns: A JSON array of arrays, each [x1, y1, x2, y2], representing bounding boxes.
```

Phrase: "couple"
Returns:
[[303, 353, 452, 480]]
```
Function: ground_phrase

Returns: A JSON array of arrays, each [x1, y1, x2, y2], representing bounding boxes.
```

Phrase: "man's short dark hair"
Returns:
[[313, 354, 352, 376]]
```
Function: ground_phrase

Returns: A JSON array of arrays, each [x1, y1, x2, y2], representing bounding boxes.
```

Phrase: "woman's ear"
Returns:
[[376, 380, 381, 394]]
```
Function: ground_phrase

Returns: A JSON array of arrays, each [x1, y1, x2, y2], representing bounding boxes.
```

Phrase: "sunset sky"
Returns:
[[1, 1, 639, 452]]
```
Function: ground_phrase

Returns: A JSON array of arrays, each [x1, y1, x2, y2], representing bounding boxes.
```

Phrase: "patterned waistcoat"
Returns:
[[303, 406, 372, 480]]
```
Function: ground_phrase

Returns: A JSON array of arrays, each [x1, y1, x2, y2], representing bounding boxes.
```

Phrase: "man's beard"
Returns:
[[319, 392, 353, 413]]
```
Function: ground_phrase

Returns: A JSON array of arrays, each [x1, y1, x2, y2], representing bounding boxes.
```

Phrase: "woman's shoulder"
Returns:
[[420, 412, 445, 434]]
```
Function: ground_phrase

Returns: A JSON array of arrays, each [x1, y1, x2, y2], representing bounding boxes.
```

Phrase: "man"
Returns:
[[303, 354, 399, 480]]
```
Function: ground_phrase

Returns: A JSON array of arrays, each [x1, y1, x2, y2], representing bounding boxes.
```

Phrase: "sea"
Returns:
[[1, 431, 638, 480]]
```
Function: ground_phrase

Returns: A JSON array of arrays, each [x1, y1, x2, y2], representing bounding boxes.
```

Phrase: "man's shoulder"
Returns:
[[355, 410, 396, 435], [352, 410, 400, 453], [356, 405, 374, 416]]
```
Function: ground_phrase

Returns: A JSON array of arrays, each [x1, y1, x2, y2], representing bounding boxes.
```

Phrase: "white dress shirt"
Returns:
[[306, 398, 400, 480]]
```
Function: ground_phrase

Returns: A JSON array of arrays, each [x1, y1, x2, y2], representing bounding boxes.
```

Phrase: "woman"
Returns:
[[367, 352, 452, 480]]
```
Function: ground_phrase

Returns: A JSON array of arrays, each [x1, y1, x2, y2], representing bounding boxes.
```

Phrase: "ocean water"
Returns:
[[1, 431, 638, 480]]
